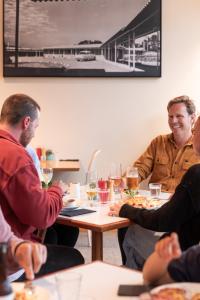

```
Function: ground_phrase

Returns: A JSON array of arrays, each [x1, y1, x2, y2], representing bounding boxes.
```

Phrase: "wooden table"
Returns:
[[34, 261, 143, 300], [41, 160, 80, 171], [57, 206, 131, 261]]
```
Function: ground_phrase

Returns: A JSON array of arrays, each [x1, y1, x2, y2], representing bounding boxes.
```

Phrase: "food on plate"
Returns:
[[192, 293, 200, 300], [15, 290, 37, 300], [124, 195, 162, 209], [151, 287, 187, 300]]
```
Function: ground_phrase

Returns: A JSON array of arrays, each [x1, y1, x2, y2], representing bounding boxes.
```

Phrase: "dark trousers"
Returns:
[[16, 244, 84, 281], [44, 224, 79, 247], [118, 227, 128, 265]]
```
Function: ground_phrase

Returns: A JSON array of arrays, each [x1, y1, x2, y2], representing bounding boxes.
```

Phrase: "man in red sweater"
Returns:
[[0, 94, 84, 277]]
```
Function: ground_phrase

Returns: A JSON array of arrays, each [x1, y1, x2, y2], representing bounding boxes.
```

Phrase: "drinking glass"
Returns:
[[149, 183, 162, 198], [109, 163, 122, 194], [56, 272, 82, 300], [126, 166, 139, 193], [86, 170, 97, 202], [41, 167, 53, 188]]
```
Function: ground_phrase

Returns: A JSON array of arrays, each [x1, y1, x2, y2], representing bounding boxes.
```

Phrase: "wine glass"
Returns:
[[41, 167, 53, 188], [86, 170, 97, 202], [109, 163, 122, 194]]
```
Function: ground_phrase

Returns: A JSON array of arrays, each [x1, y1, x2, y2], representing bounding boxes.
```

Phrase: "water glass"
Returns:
[[149, 183, 162, 198], [56, 272, 82, 300]]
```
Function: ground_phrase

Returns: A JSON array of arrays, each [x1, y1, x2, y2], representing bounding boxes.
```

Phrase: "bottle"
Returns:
[[0, 243, 14, 300]]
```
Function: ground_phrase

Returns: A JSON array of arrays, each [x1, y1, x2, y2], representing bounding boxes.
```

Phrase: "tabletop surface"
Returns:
[[33, 261, 143, 300], [57, 203, 131, 232], [57, 189, 171, 231]]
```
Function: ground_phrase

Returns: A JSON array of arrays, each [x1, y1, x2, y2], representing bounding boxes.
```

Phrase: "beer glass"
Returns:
[[126, 166, 139, 192]]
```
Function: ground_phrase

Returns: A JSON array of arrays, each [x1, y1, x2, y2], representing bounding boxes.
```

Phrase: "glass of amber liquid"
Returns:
[[109, 163, 122, 194], [126, 166, 139, 193]]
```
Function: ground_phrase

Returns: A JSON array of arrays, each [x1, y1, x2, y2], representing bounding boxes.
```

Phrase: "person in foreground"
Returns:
[[118, 95, 199, 266], [0, 93, 84, 278], [0, 205, 46, 281], [143, 232, 200, 284]]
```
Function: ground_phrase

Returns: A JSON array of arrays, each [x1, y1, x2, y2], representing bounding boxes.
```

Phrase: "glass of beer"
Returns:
[[126, 166, 139, 192]]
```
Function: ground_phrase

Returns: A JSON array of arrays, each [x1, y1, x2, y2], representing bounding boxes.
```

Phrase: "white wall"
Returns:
[[0, 0, 200, 183]]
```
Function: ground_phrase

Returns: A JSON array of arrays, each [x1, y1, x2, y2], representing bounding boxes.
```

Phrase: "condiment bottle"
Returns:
[[0, 243, 14, 300]]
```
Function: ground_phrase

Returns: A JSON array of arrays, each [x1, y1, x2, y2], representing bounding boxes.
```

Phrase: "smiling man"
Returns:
[[118, 95, 200, 267], [133, 95, 198, 193]]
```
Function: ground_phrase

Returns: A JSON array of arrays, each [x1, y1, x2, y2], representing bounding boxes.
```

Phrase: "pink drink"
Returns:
[[98, 179, 108, 190], [98, 189, 109, 204]]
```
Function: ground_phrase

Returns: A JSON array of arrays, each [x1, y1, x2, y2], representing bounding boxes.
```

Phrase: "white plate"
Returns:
[[62, 196, 78, 208], [151, 282, 200, 298], [12, 282, 50, 300]]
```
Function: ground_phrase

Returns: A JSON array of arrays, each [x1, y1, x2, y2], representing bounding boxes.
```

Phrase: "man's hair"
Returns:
[[0, 94, 40, 125], [167, 95, 196, 115]]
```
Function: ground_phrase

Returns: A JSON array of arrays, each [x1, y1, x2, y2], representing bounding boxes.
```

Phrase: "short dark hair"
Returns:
[[167, 95, 196, 115], [0, 94, 40, 125]]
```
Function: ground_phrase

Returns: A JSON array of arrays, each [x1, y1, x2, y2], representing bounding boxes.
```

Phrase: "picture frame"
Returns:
[[3, 0, 161, 78]]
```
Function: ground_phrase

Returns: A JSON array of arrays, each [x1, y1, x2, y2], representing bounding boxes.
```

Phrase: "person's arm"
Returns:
[[143, 233, 181, 285], [118, 164, 200, 232], [4, 164, 63, 229], [9, 240, 47, 280], [0, 206, 47, 280]]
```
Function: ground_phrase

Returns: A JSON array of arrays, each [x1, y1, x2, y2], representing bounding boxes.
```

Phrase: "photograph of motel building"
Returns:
[[4, 0, 160, 76]]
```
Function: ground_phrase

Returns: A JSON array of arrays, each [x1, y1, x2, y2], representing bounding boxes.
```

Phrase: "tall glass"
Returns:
[[109, 163, 122, 194], [41, 167, 53, 188], [126, 166, 139, 193], [86, 170, 97, 202]]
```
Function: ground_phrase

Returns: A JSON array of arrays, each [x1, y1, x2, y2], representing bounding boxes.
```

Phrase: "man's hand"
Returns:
[[14, 242, 47, 280], [155, 233, 182, 263], [108, 202, 124, 217], [52, 180, 68, 195]]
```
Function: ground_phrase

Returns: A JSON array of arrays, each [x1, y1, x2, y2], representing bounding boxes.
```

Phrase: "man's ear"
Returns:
[[22, 116, 31, 129]]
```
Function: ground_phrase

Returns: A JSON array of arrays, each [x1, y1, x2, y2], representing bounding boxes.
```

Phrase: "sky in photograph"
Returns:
[[4, 0, 149, 48]]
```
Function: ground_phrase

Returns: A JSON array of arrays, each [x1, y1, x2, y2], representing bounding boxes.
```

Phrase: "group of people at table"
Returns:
[[0, 93, 200, 287]]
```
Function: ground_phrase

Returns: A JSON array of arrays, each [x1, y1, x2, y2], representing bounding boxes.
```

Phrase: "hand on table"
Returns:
[[108, 202, 124, 217], [13, 241, 47, 280], [155, 232, 182, 264]]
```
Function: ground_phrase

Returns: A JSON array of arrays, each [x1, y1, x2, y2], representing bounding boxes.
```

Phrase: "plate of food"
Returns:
[[12, 282, 51, 300], [124, 195, 166, 209], [149, 282, 200, 300]]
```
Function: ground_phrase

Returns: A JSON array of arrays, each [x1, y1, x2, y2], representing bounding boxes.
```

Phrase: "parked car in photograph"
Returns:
[[75, 50, 96, 61]]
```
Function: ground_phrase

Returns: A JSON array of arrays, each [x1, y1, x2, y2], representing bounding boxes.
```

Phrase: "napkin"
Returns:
[[60, 208, 96, 217]]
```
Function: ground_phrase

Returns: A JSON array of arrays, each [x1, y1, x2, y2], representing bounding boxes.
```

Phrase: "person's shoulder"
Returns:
[[150, 134, 170, 144]]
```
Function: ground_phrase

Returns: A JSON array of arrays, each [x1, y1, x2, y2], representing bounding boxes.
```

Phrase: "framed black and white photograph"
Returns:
[[3, 0, 161, 77]]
